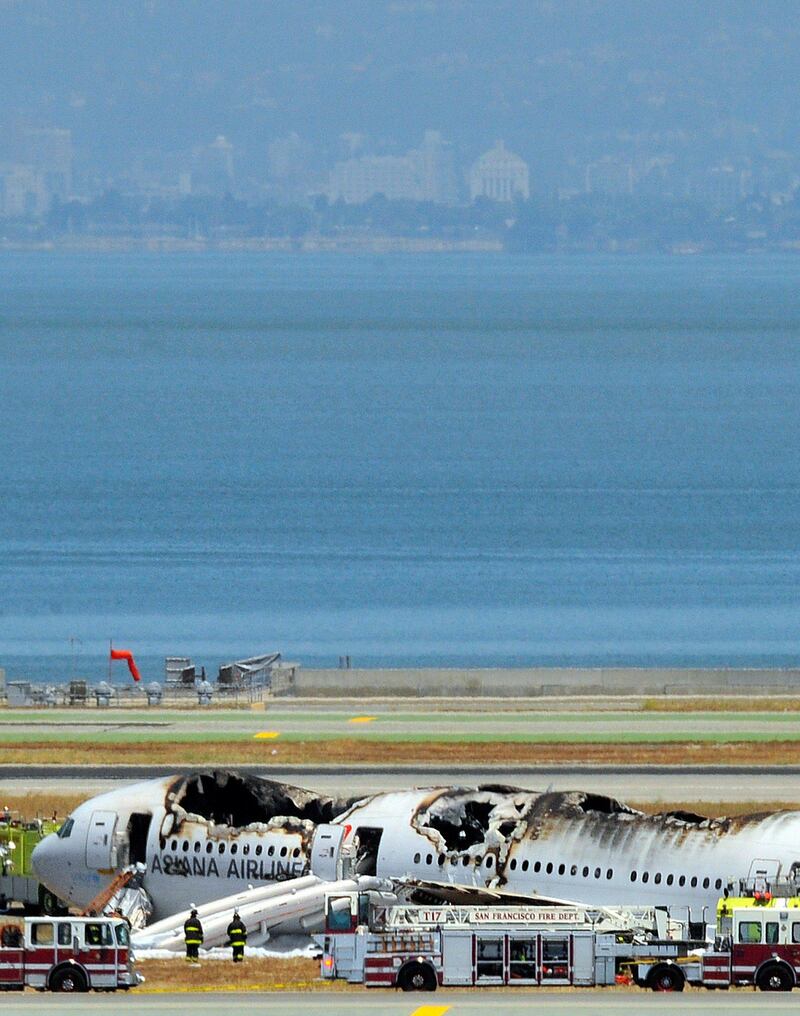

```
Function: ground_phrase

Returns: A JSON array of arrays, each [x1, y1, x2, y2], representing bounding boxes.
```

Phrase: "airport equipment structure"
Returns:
[[0, 812, 62, 913], [0, 915, 138, 992]]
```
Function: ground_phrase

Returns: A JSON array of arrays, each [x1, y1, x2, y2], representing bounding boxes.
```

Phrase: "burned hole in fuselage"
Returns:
[[417, 788, 523, 852], [169, 771, 354, 828]]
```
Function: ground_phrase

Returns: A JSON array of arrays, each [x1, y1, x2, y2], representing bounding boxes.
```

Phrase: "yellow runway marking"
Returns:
[[409, 1007, 451, 1016], [349, 715, 376, 723], [253, 731, 281, 739]]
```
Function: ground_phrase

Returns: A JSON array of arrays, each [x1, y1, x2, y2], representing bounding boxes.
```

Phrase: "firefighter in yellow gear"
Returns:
[[184, 907, 204, 962], [226, 910, 247, 963]]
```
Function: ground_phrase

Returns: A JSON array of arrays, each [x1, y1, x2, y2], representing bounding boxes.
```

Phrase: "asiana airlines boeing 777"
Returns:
[[32, 770, 800, 929]]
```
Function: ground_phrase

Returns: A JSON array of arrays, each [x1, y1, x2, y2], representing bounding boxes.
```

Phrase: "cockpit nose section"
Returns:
[[31, 831, 60, 891]]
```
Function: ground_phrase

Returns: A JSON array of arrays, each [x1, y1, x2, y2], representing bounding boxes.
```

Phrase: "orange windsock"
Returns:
[[110, 647, 141, 682]]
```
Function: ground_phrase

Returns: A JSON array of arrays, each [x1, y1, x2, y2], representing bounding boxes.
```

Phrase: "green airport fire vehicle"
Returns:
[[0, 811, 65, 914]]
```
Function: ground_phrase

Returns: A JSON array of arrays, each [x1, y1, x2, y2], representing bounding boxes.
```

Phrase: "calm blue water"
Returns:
[[2, 251, 800, 683]]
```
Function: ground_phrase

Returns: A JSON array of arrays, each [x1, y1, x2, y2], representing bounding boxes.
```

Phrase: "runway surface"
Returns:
[[4, 764, 800, 804], [0, 991, 793, 1015], [2, 707, 800, 743]]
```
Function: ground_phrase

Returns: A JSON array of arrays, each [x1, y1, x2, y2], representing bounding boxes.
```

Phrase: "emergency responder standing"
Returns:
[[184, 907, 204, 963], [226, 910, 247, 963]]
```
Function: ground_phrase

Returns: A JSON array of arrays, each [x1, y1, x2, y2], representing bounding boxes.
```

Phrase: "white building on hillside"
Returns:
[[469, 141, 529, 202]]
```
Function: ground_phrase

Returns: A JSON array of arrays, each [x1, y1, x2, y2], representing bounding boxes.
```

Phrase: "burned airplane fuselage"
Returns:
[[32, 772, 800, 922]]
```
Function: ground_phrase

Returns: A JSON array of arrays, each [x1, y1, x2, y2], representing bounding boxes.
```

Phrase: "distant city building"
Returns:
[[0, 163, 47, 217], [267, 132, 318, 202], [17, 127, 73, 200], [469, 141, 529, 202], [327, 131, 458, 205], [585, 156, 633, 196], [192, 135, 235, 195]]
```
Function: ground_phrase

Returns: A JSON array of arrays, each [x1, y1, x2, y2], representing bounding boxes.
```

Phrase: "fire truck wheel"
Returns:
[[397, 961, 437, 992], [756, 964, 794, 992], [49, 967, 88, 993], [647, 964, 685, 992]]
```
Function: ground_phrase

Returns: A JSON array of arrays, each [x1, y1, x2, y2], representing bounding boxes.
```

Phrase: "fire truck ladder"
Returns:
[[81, 866, 138, 916]]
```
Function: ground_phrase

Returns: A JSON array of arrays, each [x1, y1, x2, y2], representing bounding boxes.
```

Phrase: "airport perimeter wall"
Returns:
[[293, 667, 800, 697]]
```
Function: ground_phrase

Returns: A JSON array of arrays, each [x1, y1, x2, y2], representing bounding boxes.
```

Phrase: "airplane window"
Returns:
[[690, 876, 698, 888], [702, 877, 710, 889], [171, 839, 177, 851], [475, 856, 483, 867], [630, 871, 637, 882], [678, 875, 686, 887], [510, 859, 517, 871], [268, 846, 275, 857], [57, 818, 74, 839], [231, 844, 238, 855], [642, 872, 649, 883], [521, 860, 529, 872], [594, 867, 601, 879], [280, 847, 288, 858], [243, 844, 250, 855], [558, 864, 565, 876], [546, 862, 553, 874], [438, 854, 445, 866], [413, 853, 421, 864], [582, 866, 589, 878], [570, 864, 577, 876], [424, 854, 432, 865], [206, 843, 213, 854], [486, 856, 494, 868], [193, 842, 200, 853], [654, 873, 661, 885], [218, 843, 226, 854], [666, 874, 673, 886], [606, 868, 613, 880], [256, 846, 263, 856], [715, 878, 722, 890], [462, 856, 470, 866], [182, 841, 189, 853], [533, 861, 541, 873]]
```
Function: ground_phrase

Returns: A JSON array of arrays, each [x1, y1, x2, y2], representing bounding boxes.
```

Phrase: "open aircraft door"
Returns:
[[311, 824, 347, 881], [86, 810, 118, 870]]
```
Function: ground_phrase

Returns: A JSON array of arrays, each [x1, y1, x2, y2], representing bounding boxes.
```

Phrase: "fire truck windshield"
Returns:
[[115, 924, 130, 945]]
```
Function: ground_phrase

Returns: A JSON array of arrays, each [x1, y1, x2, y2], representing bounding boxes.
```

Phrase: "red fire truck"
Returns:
[[0, 915, 139, 992]]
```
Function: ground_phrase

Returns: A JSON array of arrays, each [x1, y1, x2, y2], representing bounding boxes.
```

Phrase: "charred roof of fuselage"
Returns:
[[412, 786, 777, 853], [166, 770, 359, 828]]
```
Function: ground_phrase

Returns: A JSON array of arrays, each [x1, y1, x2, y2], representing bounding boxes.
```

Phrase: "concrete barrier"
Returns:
[[291, 667, 800, 698]]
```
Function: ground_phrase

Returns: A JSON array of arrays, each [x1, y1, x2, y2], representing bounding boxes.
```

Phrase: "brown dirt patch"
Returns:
[[136, 956, 346, 992], [5, 738, 800, 766]]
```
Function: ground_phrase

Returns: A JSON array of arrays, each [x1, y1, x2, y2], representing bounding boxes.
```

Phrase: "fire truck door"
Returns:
[[441, 931, 472, 985], [571, 932, 595, 985], [86, 811, 118, 870]]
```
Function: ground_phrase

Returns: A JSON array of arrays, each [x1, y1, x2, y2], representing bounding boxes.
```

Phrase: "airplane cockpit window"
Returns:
[[738, 921, 762, 944], [57, 818, 75, 839]]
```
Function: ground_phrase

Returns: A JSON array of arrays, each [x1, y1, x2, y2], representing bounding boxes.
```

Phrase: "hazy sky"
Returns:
[[1, 0, 799, 184]]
